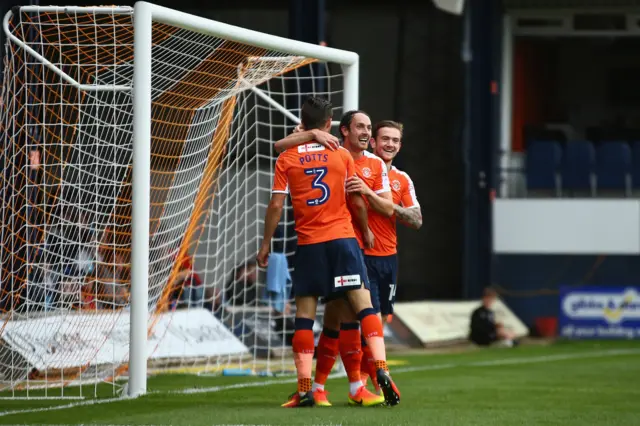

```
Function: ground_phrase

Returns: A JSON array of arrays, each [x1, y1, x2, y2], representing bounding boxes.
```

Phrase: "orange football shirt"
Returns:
[[351, 151, 391, 248], [272, 144, 357, 245], [365, 165, 420, 256]]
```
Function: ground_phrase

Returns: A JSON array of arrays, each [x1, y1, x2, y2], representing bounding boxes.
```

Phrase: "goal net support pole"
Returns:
[[129, 2, 153, 398], [128, 2, 358, 397]]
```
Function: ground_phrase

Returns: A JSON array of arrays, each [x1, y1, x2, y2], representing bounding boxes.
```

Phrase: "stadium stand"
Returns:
[[631, 141, 640, 191], [520, 137, 640, 197], [561, 141, 595, 195], [525, 140, 562, 195], [595, 141, 631, 195], [524, 139, 640, 197]]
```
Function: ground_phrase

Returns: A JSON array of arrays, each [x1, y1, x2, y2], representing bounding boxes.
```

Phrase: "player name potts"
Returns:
[[299, 153, 329, 165]]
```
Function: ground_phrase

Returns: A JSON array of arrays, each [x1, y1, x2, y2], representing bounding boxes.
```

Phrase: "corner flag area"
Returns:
[[1, 340, 638, 426]]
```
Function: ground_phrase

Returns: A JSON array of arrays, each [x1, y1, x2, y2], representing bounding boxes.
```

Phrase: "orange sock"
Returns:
[[359, 311, 387, 368], [313, 328, 339, 388], [361, 343, 380, 387], [375, 359, 389, 372], [339, 323, 362, 386], [293, 319, 315, 394], [297, 377, 312, 393]]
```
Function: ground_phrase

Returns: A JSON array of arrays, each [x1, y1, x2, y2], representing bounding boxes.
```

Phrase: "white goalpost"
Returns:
[[0, 2, 358, 398]]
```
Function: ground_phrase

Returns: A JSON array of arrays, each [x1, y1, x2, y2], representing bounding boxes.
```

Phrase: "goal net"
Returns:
[[0, 4, 357, 398]]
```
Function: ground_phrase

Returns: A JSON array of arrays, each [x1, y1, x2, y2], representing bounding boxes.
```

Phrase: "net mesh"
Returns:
[[0, 7, 345, 397]]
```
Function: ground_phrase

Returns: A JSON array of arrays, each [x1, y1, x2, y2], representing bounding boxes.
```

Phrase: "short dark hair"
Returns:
[[339, 110, 370, 141], [373, 120, 403, 139], [301, 96, 333, 130]]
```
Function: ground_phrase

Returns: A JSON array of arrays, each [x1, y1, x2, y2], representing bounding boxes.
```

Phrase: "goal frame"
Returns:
[[3, 1, 359, 398]]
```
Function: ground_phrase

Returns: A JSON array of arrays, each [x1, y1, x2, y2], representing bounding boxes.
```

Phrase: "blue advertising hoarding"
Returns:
[[559, 286, 640, 339]]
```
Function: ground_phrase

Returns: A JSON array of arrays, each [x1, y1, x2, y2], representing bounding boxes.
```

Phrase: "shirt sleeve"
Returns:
[[373, 158, 391, 194], [400, 173, 420, 208], [345, 151, 356, 178], [272, 155, 289, 194]]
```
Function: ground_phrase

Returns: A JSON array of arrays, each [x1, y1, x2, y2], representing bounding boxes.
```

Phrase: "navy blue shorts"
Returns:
[[364, 254, 398, 315], [292, 238, 369, 299]]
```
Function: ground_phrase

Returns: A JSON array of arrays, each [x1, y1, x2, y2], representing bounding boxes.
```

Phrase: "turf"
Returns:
[[1, 340, 639, 425]]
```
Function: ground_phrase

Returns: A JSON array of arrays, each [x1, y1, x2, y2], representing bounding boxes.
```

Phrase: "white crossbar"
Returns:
[[2, 8, 132, 92]]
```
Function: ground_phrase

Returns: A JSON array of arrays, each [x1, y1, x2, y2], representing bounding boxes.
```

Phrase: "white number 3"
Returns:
[[389, 284, 397, 301]]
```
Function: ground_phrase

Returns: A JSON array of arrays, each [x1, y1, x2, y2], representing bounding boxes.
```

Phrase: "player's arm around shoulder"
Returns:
[[274, 129, 314, 153], [394, 171, 422, 230], [273, 127, 340, 153], [346, 156, 395, 218], [373, 157, 395, 217]]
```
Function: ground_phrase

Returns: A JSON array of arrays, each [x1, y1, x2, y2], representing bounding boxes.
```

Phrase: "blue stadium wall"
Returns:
[[490, 1, 640, 329], [494, 255, 640, 328]]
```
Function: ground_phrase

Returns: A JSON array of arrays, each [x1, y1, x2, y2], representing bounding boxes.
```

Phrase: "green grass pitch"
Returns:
[[1, 340, 639, 425]]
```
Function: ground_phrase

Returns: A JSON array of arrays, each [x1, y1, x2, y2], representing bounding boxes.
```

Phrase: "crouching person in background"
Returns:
[[470, 288, 518, 348]]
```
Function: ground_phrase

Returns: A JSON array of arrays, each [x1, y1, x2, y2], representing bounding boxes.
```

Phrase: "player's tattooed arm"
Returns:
[[394, 204, 422, 230]]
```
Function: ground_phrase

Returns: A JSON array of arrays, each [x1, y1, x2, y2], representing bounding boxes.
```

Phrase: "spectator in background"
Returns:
[[470, 287, 518, 347], [27, 146, 42, 244], [203, 281, 223, 314], [28, 146, 41, 172], [98, 251, 129, 310], [225, 261, 258, 306], [169, 254, 204, 310]]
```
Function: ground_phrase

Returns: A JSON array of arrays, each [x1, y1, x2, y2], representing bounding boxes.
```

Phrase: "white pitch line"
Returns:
[[0, 395, 125, 418], [1, 348, 638, 418], [0, 396, 86, 400], [390, 348, 640, 374], [469, 348, 640, 367]]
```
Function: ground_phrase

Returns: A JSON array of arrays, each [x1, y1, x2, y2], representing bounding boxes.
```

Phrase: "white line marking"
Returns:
[[0, 395, 129, 418], [1, 348, 638, 418], [469, 348, 640, 367], [392, 348, 640, 373], [0, 396, 86, 400]]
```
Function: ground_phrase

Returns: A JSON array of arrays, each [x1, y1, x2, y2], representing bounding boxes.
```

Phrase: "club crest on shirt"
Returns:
[[392, 179, 401, 191], [362, 167, 372, 178]]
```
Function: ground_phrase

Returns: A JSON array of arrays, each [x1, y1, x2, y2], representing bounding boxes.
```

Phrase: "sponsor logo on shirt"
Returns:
[[298, 143, 326, 153]]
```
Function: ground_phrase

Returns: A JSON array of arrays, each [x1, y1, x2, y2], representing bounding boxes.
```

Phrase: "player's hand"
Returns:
[[364, 227, 375, 249], [292, 124, 304, 133], [256, 244, 270, 268], [311, 129, 339, 151], [346, 176, 370, 195]]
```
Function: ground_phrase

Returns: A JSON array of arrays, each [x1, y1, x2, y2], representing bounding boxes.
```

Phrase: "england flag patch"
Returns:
[[334, 274, 361, 288]]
